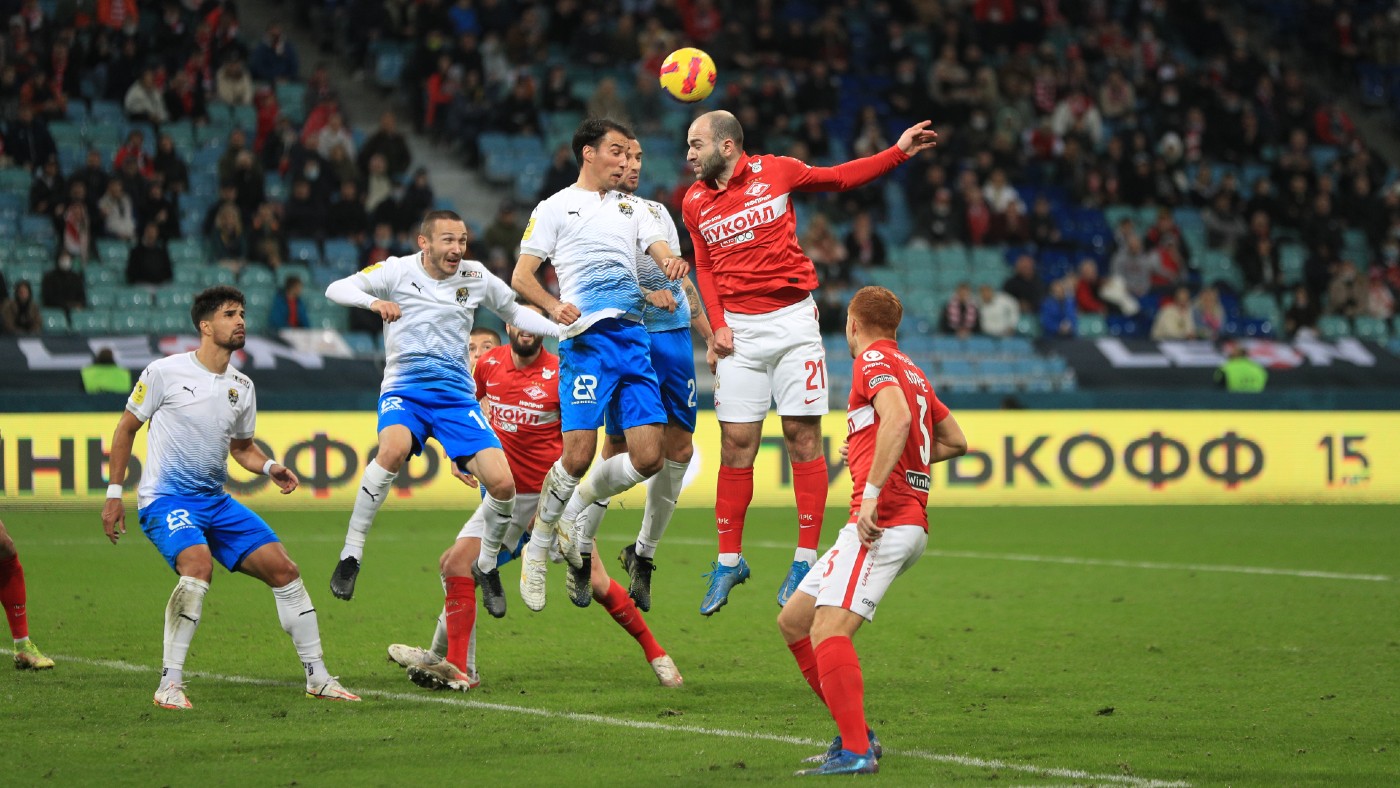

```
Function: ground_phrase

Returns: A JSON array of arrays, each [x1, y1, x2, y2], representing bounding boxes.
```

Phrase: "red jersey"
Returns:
[[845, 339, 949, 531], [472, 345, 562, 494], [683, 147, 910, 328]]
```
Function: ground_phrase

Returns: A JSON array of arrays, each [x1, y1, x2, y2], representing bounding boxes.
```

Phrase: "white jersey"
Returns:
[[520, 186, 669, 339], [635, 197, 690, 333], [126, 352, 256, 509], [339, 252, 521, 401]]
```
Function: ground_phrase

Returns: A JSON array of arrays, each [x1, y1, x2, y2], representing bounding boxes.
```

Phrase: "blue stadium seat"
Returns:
[[288, 239, 321, 265], [41, 308, 70, 334], [1317, 315, 1352, 339], [71, 310, 113, 334]]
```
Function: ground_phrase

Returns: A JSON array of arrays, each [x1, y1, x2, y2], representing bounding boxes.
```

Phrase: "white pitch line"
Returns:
[[55, 654, 1189, 788]]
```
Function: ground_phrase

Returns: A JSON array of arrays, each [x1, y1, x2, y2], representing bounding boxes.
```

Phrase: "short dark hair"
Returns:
[[708, 111, 745, 150], [419, 209, 464, 239], [191, 285, 245, 331], [572, 117, 634, 166]]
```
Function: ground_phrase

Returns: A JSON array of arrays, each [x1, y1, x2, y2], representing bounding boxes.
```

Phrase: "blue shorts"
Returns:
[[606, 327, 697, 436], [378, 388, 501, 464], [139, 494, 280, 573], [559, 318, 665, 433]]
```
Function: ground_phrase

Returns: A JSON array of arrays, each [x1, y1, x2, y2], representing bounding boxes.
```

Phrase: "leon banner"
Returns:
[[0, 411, 1395, 510]]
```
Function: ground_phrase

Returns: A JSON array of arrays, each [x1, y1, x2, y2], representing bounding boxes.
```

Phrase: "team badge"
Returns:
[[749, 160, 763, 173], [525, 385, 547, 401], [541, 367, 555, 379], [618, 202, 634, 217], [455, 287, 470, 306], [744, 182, 770, 197], [132, 381, 147, 405], [862, 350, 885, 362], [227, 387, 239, 406], [521, 217, 536, 241], [360, 262, 382, 274]]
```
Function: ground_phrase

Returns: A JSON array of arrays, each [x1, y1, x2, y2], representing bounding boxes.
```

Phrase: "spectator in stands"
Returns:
[[162, 70, 206, 124], [208, 203, 248, 268], [216, 54, 254, 106], [988, 198, 1031, 245], [317, 112, 356, 160], [844, 212, 886, 269], [362, 153, 396, 216], [1194, 286, 1226, 340], [976, 284, 1018, 338], [1236, 211, 1281, 293], [1074, 259, 1108, 315], [326, 144, 360, 191], [1202, 191, 1247, 251], [228, 150, 266, 217], [1367, 268, 1395, 321], [97, 0, 138, 32], [1283, 285, 1321, 339], [362, 222, 396, 269], [1004, 254, 1046, 314], [1151, 286, 1198, 340], [801, 213, 849, 284], [112, 129, 152, 179], [142, 179, 180, 241], [1040, 279, 1078, 339], [940, 282, 978, 338], [29, 157, 64, 216], [398, 168, 434, 235], [913, 187, 960, 246], [358, 112, 411, 180], [495, 76, 540, 135], [123, 67, 168, 124], [7, 105, 56, 169], [250, 22, 300, 83], [1326, 260, 1367, 319], [283, 178, 327, 239], [1, 281, 41, 336], [153, 135, 189, 195], [1027, 195, 1066, 249], [82, 348, 132, 394], [97, 179, 136, 241], [126, 222, 173, 286], [327, 181, 369, 243], [249, 202, 288, 271], [1215, 344, 1268, 393], [479, 201, 523, 262], [41, 253, 86, 312], [269, 276, 308, 330]]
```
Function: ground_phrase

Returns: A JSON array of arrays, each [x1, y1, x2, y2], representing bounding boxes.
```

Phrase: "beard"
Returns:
[[218, 333, 246, 351], [698, 148, 727, 180], [511, 333, 542, 357]]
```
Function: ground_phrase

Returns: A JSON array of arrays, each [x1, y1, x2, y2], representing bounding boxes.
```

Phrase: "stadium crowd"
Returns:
[[1, 0, 1399, 347]]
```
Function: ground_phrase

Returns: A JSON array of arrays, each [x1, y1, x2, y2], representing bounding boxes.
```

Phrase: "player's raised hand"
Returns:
[[102, 499, 126, 544], [896, 121, 939, 156], [269, 463, 299, 494], [551, 301, 581, 325], [856, 498, 883, 547], [646, 289, 678, 312], [370, 299, 403, 323], [662, 256, 690, 280], [712, 326, 735, 358]]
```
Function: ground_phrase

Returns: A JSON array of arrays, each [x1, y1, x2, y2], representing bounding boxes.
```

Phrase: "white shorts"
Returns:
[[797, 523, 927, 622], [715, 296, 829, 422], [456, 492, 538, 542]]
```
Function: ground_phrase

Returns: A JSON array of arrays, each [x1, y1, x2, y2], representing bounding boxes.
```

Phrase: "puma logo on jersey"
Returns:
[[567, 210, 581, 217], [410, 282, 423, 293], [181, 386, 196, 397]]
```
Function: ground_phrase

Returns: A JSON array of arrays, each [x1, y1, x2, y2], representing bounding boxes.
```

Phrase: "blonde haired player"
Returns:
[[776, 286, 966, 775]]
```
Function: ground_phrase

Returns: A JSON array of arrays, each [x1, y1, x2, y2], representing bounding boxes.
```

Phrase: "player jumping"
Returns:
[[512, 118, 689, 610], [101, 286, 360, 708], [776, 286, 966, 775], [386, 309, 682, 687], [573, 136, 713, 612], [682, 110, 938, 614], [1, 519, 54, 670]]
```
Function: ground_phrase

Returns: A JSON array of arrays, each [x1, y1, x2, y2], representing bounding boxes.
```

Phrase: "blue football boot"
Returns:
[[794, 748, 878, 776], [776, 560, 813, 607], [802, 728, 883, 764], [699, 558, 750, 615]]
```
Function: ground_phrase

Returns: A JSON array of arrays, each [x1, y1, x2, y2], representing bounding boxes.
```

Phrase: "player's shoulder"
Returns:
[[454, 258, 491, 280], [535, 187, 579, 213], [361, 252, 413, 277], [225, 364, 255, 392], [144, 351, 191, 377]]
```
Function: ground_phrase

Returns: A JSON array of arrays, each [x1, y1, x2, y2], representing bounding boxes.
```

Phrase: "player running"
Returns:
[[386, 311, 682, 688], [512, 118, 689, 610], [573, 136, 712, 612], [682, 109, 938, 614], [101, 286, 360, 709], [1, 519, 54, 670], [325, 211, 562, 690], [776, 286, 966, 775]]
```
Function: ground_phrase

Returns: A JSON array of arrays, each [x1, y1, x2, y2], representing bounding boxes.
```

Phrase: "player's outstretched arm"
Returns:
[[929, 413, 967, 465], [102, 410, 144, 544], [230, 438, 299, 494], [796, 120, 938, 193], [644, 239, 690, 281], [512, 253, 579, 325], [500, 298, 565, 337], [681, 277, 714, 343], [325, 275, 401, 322], [895, 120, 939, 156]]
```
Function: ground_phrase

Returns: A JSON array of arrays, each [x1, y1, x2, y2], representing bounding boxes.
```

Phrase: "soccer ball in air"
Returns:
[[659, 47, 717, 103]]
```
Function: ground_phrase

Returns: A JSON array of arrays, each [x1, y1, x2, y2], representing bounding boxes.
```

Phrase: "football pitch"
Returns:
[[6, 505, 1397, 786]]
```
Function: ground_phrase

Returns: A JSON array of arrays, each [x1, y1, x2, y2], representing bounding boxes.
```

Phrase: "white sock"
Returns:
[[794, 547, 819, 566], [500, 516, 527, 562], [430, 609, 448, 659], [637, 458, 688, 558], [581, 453, 650, 503], [538, 460, 580, 525], [571, 496, 611, 555], [474, 493, 515, 573], [161, 576, 208, 688], [466, 618, 478, 677], [342, 460, 397, 561], [524, 530, 555, 563], [271, 578, 331, 685], [718, 552, 741, 568]]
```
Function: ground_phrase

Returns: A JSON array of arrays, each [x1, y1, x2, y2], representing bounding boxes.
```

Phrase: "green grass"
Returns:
[[5, 506, 1398, 786]]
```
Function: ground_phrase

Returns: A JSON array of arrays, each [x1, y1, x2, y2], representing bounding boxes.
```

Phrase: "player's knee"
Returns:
[[487, 478, 516, 501], [269, 558, 300, 588], [776, 606, 807, 641], [667, 441, 694, 465], [783, 423, 823, 462]]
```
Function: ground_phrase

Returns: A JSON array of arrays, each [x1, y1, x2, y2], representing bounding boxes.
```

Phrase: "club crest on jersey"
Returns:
[[744, 181, 770, 198], [455, 287, 470, 306], [227, 387, 239, 406], [541, 367, 556, 379], [525, 385, 547, 401], [618, 201, 633, 217], [748, 160, 763, 173]]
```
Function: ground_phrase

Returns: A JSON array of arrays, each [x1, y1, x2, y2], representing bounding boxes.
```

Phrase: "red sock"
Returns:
[[815, 636, 868, 753], [444, 575, 476, 671], [786, 635, 825, 703], [715, 465, 754, 555], [601, 579, 665, 661], [0, 555, 27, 640], [791, 458, 828, 551]]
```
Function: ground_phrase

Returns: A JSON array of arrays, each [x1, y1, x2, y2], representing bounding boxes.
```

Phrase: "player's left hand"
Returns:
[[646, 289, 678, 312], [662, 256, 689, 280], [856, 498, 882, 547], [269, 464, 299, 494], [896, 121, 939, 156], [450, 459, 480, 488], [705, 340, 718, 374]]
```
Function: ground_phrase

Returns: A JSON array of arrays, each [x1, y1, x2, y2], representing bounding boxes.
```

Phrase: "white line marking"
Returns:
[[56, 654, 1189, 787]]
